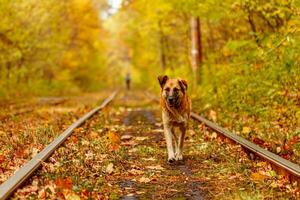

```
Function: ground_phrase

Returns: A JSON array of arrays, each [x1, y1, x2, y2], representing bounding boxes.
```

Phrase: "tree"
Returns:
[[190, 16, 202, 83]]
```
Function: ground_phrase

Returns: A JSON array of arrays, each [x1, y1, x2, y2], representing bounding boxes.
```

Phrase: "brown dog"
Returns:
[[158, 75, 191, 162]]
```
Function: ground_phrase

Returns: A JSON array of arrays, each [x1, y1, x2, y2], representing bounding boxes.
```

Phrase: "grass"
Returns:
[[188, 119, 299, 199], [193, 59, 300, 165], [136, 145, 156, 156]]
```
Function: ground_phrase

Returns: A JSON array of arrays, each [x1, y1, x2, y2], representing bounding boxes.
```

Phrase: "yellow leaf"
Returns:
[[65, 192, 81, 200], [242, 127, 251, 134], [251, 172, 268, 181]]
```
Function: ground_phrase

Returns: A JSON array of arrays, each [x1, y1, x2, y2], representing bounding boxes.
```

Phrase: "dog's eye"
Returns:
[[165, 87, 170, 92], [174, 88, 179, 92]]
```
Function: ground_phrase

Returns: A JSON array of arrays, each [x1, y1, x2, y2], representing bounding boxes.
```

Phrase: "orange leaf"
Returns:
[[80, 189, 89, 198], [108, 132, 120, 143], [55, 177, 73, 189], [288, 136, 299, 146], [106, 132, 120, 151], [0, 155, 5, 164], [15, 148, 27, 159]]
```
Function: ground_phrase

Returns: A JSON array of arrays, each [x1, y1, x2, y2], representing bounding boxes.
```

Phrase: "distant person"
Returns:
[[125, 73, 131, 90]]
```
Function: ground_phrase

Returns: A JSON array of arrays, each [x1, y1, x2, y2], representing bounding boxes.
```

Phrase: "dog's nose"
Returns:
[[168, 97, 175, 105]]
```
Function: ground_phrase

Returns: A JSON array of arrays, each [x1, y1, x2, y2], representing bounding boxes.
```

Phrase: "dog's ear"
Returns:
[[158, 75, 169, 88], [178, 79, 188, 92]]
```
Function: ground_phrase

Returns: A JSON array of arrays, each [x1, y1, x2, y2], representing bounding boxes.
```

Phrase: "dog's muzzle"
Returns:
[[167, 96, 178, 107]]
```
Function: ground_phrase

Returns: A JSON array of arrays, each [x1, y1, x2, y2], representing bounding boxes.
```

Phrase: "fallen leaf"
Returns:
[[106, 163, 114, 174], [80, 190, 89, 198], [18, 185, 39, 195], [142, 158, 156, 161], [253, 137, 265, 146], [211, 132, 217, 139], [64, 191, 81, 200], [266, 170, 277, 177], [0, 155, 5, 164], [106, 132, 120, 144], [107, 132, 121, 150], [276, 146, 281, 153], [251, 172, 268, 181], [125, 193, 135, 197], [38, 188, 46, 199], [89, 131, 99, 139], [138, 177, 151, 183], [284, 136, 300, 150], [188, 130, 196, 137], [121, 134, 133, 140], [167, 189, 179, 192], [136, 136, 148, 141], [209, 110, 217, 122], [129, 148, 138, 153], [281, 152, 292, 160], [55, 178, 73, 189], [121, 140, 137, 147], [146, 165, 164, 170], [242, 127, 251, 134], [153, 129, 164, 133], [154, 122, 162, 127], [128, 169, 144, 175], [31, 147, 39, 157], [256, 162, 267, 167], [15, 147, 27, 159]]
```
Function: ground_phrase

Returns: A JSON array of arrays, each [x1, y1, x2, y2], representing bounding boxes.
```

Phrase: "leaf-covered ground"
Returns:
[[0, 93, 108, 185], [2, 91, 299, 199]]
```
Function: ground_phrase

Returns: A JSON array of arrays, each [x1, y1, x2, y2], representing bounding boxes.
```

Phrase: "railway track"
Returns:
[[0, 90, 299, 199], [0, 91, 117, 200], [148, 94, 300, 183], [190, 113, 300, 182]]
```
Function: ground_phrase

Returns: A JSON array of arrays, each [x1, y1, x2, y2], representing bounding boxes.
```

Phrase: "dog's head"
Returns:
[[158, 75, 188, 108]]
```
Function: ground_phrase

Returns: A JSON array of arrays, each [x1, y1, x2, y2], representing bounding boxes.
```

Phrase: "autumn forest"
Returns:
[[0, 0, 300, 199]]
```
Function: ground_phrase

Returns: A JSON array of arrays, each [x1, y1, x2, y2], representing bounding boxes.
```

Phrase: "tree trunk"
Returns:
[[158, 21, 166, 71], [190, 17, 202, 83]]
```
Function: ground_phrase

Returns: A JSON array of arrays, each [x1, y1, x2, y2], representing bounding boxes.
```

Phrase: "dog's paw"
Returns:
[[175, 153, 183, 161], [168, 157, 176, 163]]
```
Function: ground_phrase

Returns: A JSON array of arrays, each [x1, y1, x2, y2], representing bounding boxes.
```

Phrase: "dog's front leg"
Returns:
[[164, 125, 175, 162], [176, 125, 186, 161], [171, 127, 178, 152]]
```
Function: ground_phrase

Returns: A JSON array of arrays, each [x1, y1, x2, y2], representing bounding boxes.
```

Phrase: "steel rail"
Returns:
[[191, 112, 300, 178], [0, 91, 117, 200], [148, 94, 300, 179]]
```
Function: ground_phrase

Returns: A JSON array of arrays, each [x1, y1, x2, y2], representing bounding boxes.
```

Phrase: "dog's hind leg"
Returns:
[[164, 125, 176, 163], [176, 125, 186, 161]]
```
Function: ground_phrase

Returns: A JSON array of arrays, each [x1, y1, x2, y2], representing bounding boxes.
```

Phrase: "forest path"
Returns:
[[10, 90, 297, 199], [109, 92, 206, 199]]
